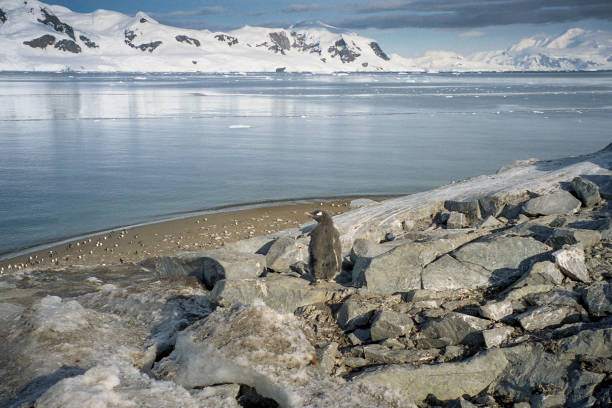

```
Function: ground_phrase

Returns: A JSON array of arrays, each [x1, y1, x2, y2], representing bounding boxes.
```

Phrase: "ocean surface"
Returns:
[[1, 71, 611, 256]]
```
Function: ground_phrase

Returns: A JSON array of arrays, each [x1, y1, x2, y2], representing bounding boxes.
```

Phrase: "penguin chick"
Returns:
[[306, 210, 342, 282]]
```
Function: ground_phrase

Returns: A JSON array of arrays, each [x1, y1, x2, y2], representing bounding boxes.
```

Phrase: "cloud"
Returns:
[[282, 4, 332, 13], [154, 6, 225, 19], [459, 30, 485, 39], [336, 0, 612, 29]]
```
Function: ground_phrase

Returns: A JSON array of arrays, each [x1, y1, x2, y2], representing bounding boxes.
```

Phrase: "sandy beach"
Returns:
[[0, 198, 370, 273]]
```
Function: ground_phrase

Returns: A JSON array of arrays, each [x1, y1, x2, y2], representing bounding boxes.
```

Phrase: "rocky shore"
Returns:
[[1, 145, 611, 407]]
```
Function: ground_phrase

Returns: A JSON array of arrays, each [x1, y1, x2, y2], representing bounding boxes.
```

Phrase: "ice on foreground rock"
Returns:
[[36, 361, 239, 408], [153, 301, 414, 407]]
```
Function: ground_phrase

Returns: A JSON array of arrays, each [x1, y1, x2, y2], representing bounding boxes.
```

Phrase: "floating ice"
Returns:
[[228, 125, 252, 129]]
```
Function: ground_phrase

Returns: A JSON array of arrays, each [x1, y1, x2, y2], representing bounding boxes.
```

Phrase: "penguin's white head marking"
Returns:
[[306, 209, 328, 223]]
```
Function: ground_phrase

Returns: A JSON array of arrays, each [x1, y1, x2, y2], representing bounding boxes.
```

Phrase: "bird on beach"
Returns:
[[305, 210, 342, 282]]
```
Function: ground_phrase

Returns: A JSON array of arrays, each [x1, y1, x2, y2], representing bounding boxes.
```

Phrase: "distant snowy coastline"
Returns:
[[0, 0, 611, 73]]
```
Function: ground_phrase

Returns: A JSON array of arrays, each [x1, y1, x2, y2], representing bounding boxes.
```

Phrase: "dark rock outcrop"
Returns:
[[23, 34, 56, 49], [124, 29, 137, 43], [328, 38, 361, 63], [290, 32, 321, 54], [54, 39, 81, 53], [79, 35, 98, 48], [268, 32, 291, 54], [176, 35, 201, 47], [0, 8, 7, 24], [136, 41, 162, 52], [124, 30, 162, 52], [37, 8, 75, 40], [572, 176, 602, 207], [369, 42, 390, 61], [214, 34, 238, 46]]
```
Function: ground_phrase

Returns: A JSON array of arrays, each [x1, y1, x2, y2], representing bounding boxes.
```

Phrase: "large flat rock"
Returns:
[[355, 348, 508, 401], [152, 248, 266, 289], [210, 274, 349, 314], [353, 231, 487, 294], [522, 191, 581, 216]]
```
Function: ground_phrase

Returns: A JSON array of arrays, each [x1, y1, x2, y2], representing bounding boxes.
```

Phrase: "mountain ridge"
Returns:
[[0, 0, 611, 73]]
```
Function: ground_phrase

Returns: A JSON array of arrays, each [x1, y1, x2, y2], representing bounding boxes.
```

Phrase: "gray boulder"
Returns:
[[369, 311, 414, 341], [450, 235, 551, 287], [265, 236, 309, 273], [530, 393, 566, 408], [522, 191, 581, 216], [483, 326, 514, 348], [553, 246, 590, 282], [355, 348, 508, 402], [422, 254, 492, 291], [348, 238, 403, 265], [566, 369, 606, 406], [351, 243, 423, 293], [545, 228, 601, 249], [502, 261, 564, 301], [496, 329, 612, 403], [444, 200, 482, 221], [151, 248, 265, 289], [557, 327, 612, 358], [420, 312, 490, 346], [516, 306, 572, 331], [316, 342, 339, 375], [525, 289, 582, 308], [495, 343, 571, 402], [479, 300, 513, 321], [477, 215, 504, 229], [479, 196, 506, 218], [512, 260, 564, 287], [223, 235, 275, 255], [583, 282, 612, 317], [446, 211, 467, 229], [448, 397, 478, 408], [571, 176, 602, 207], [336, 301, 376, 331], [453, 235, 550, 271], [210, 274, 341, 314], [348, 328, 371, 345]]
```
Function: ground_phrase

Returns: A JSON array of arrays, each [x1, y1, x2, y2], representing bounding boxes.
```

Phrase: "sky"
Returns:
[[50, 1, 612, 57]]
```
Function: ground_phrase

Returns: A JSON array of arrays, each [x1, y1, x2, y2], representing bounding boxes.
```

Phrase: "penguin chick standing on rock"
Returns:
[[306, 210, 342, 282]]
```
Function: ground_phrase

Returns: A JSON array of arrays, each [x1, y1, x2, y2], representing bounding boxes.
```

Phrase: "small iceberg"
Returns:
[[228, 125, 252, 129]]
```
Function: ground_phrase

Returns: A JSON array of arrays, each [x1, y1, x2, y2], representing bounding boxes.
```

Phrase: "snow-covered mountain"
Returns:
[[0, 0, 610, 73], [0, 0, 402, 72], [471, 28, 612, 71]]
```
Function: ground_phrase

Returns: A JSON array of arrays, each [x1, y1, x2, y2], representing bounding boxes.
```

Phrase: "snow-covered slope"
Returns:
[[0, 0, 401, 72], [471, 28, 612, 71], [0, 0, 610, 72]]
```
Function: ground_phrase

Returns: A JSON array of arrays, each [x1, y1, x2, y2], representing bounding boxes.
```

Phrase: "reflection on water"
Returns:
[[1, 72, 611, 255]]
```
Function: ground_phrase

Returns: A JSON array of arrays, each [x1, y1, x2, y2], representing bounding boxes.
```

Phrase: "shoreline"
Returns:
[[0, 195, 394, 273]]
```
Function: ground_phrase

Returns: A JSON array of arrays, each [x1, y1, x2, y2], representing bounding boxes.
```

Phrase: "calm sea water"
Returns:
[[1, 71, 611, 255]]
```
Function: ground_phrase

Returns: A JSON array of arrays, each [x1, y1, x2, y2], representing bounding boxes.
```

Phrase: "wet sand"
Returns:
[[0, 199, 366, 273]]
